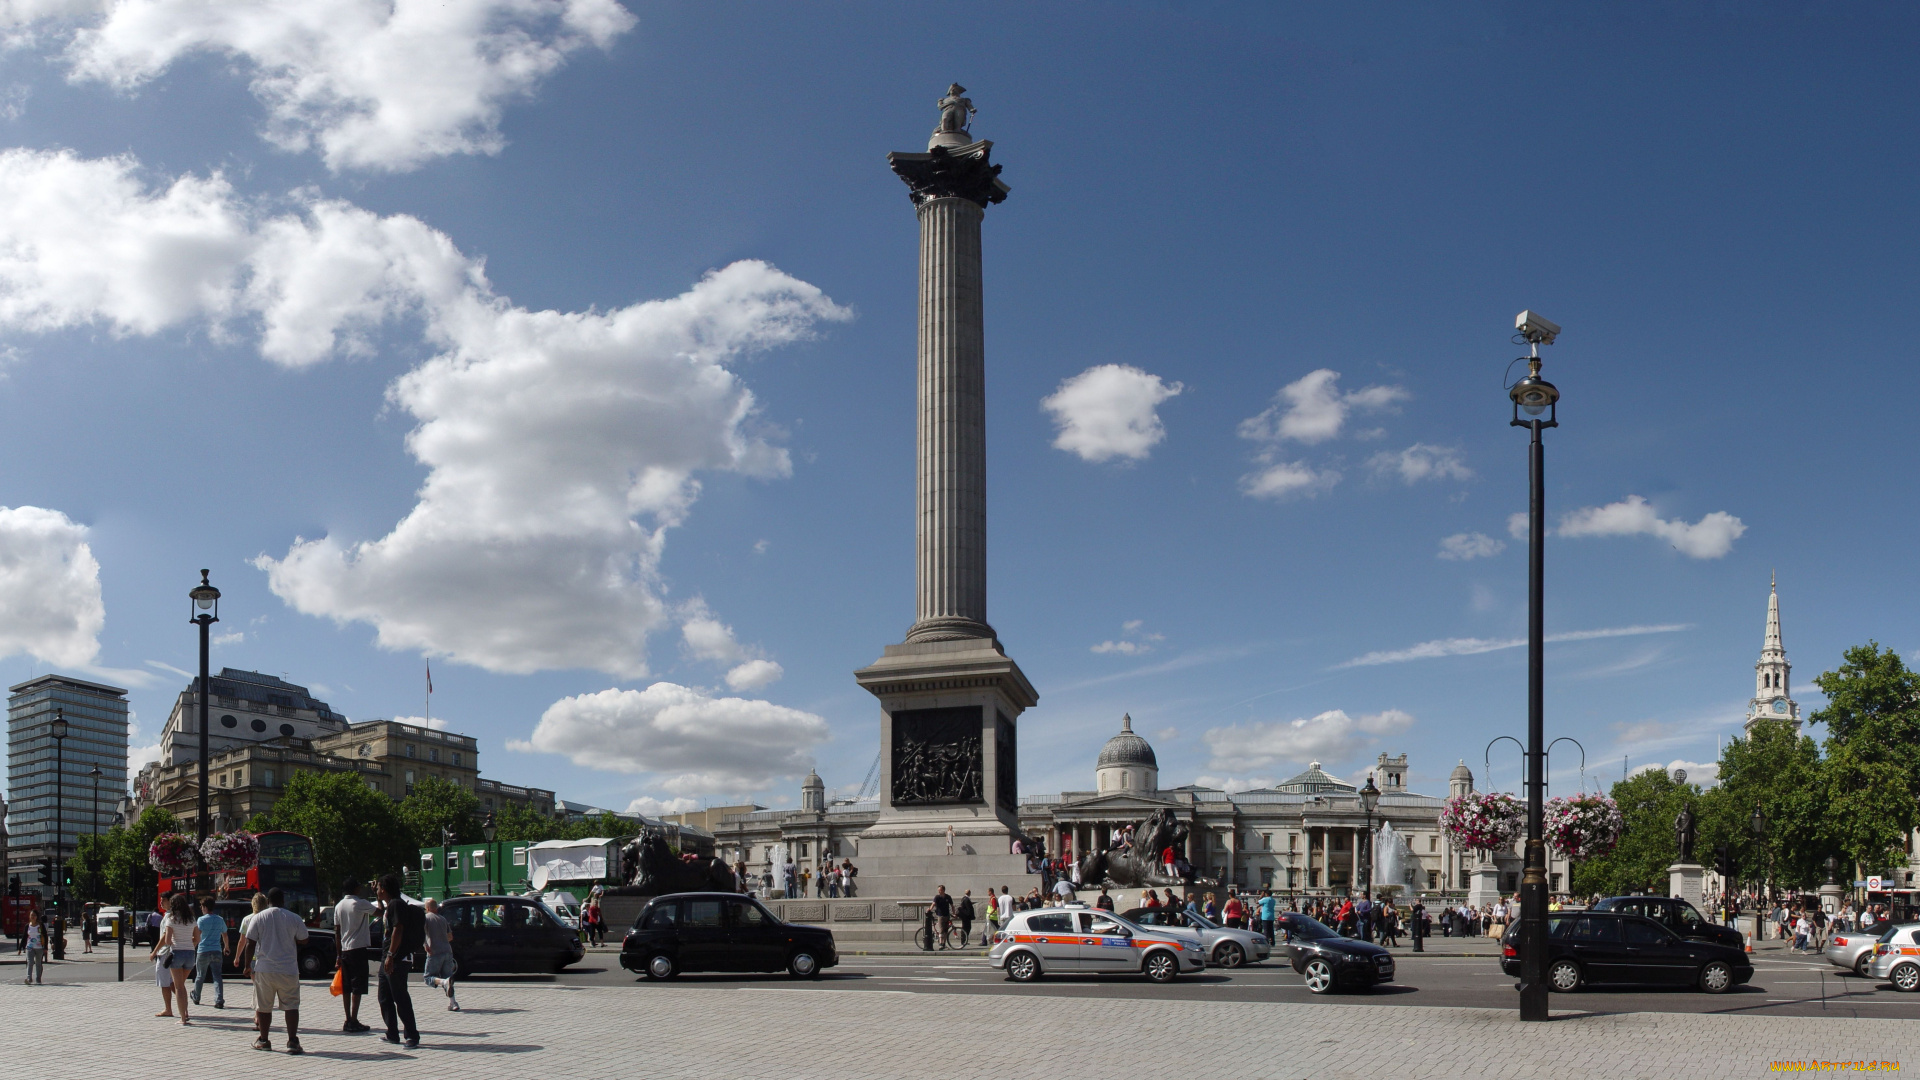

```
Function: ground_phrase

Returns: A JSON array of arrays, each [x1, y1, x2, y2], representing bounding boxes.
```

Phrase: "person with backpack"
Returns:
[[375, 874, 422, 1049]]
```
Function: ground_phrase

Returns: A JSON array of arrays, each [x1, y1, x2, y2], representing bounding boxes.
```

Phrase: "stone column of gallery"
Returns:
[[853, 88, 1037, 892]]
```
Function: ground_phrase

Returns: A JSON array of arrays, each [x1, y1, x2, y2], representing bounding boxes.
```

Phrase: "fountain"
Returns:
[[1372, 821, 1422, 899]]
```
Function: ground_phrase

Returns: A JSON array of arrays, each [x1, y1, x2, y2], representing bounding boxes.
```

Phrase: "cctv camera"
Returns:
[[1515, 310, 1560, 346]]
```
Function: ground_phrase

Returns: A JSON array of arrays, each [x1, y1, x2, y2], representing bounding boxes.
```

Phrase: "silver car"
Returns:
[[1824, 920, 1895, 976], [989, 908, 1203, 983], [1864, 923, 1920, 992], [1120, 906, 1272, 967]]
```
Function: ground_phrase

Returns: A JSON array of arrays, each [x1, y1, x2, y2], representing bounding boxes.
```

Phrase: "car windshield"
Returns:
[[1282, 916, 1339, 940], [1185, 911, 1220, 930]]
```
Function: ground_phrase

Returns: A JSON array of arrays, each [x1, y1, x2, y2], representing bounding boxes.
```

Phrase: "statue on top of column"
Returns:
[[936, 83, 975, 138]]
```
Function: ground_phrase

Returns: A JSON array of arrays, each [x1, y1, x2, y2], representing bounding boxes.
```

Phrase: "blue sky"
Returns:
[[2, 2, 1916, 816]]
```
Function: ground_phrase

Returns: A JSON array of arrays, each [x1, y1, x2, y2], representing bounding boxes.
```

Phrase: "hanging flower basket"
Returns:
[[1439, 791, 1525, 854], [1544, 794, 1624, 861], [200, 831, 260, 872], [148, 833, 197, 875]]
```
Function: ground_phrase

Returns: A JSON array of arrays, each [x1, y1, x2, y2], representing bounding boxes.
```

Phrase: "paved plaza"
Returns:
[[0, 964, 1907, 1080]]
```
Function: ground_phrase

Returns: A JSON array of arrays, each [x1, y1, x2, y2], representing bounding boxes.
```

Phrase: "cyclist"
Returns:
[[930, 886, 954, 950]]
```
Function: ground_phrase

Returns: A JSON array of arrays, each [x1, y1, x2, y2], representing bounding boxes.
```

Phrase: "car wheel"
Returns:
[[1143, 951, 1179, 983], [1303, 957, 1336, 994], [1548, 958, 1582, 993], [1005, 951, 1040, 982], [552, 954, 574, 974], [1213, 941, 1246, 968], [299, 951, 321, 977], [788, 950, 820, 979], [1699, 960, 1734, 994], [644, 953, 676, 980], [1890, 962, 1920, 993], [1855, 953, 1873, 978]]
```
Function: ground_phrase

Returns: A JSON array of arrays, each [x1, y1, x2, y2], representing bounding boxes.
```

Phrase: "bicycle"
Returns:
[[916, 918, 970, 951]]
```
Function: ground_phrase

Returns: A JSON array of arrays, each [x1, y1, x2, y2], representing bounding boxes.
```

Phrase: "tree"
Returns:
[[559, 811, 630, 842], [1571, 769, 1697, 896], [491, 802, 562, 843], [397, 776, 481, 849], [268, 771, 415, 897], [1697, 717, 1826, 892], [1814, 643, 1920, 881]]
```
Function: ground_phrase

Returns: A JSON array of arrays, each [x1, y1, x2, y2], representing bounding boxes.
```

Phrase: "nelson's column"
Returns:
[[853, 86, 1037, 892]]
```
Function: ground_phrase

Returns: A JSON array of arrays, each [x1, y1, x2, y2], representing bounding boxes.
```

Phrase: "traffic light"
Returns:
[[38, 858, 52, 886], [61, 863, 73, 889], [1713, 843, 1733, 880]]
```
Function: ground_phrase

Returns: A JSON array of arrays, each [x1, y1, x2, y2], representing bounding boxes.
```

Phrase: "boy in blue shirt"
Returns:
[[191, 896, 229, 1009]]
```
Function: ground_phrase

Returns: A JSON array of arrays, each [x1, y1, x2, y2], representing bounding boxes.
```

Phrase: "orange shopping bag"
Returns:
[[330, 964, 344, 997]]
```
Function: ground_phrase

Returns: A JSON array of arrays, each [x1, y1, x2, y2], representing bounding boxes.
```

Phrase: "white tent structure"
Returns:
[[525, 838, 616, 891]]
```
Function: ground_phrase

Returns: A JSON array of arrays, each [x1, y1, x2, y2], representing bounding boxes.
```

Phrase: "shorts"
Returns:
[[253, 971, 300, 1012], [340, 948, 371, 995], [422, 953, 456, 984], [167, 948, 197, 970]]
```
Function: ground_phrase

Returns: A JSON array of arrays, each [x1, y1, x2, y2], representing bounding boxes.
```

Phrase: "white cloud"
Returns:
[[1438, 532, 1505, 561], [0, 148, 847, 678], [15, 0, 637, 172], [1202, 708, 1414, 771], [1554, 496, 1746, 559], [143, 659, 193, 679], [0, 505, 104, 666], [1238, 460, 1339, 500], [679, 599, 746, 663], [390, 714, 448, 730], [1041, 363, 1182, 463], [1369, 443, 1470, 484], [1090, 618, 1164, 655], [1338, 623, 1691, 668], [626, 795, 698, 817], [1508, 512, 1529, 539], [1192, 774, 1277, 792], [128, 738, 163, 772], [511, 682, 831, 794], [723, 659, 782, 691], [212, 630, 244, 645], [1237, 369, 1406, 446]]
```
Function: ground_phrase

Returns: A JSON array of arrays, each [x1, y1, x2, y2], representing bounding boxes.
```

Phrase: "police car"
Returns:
[[988, 907, 1203, 983]]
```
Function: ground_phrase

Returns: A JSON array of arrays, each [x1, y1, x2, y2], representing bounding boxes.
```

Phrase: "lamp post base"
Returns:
[[1517, 869, 1550, 1021]]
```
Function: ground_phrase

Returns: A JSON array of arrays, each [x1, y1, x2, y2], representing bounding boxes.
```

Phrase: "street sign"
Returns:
[[1867, 876, 1884, 891]]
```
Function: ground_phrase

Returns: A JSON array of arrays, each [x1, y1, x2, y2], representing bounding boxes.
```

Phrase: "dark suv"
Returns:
[[1505, 911, 1753, 993], [1589, 896, 1744, 950], [621, 892, 838, 979]]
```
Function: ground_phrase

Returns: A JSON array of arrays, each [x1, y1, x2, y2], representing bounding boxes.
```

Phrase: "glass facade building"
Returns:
[[6, 675, 129, 894]]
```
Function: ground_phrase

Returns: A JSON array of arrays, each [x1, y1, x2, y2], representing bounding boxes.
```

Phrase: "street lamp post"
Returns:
[[482, 813, 497, 893], [50, 708, 68, 910], [1359, 773, 1379, 941], [1509, 310, 1561, 1023], [88, 766, 103, 902], [189, 570, 221, 893], [1749, 804, 1770, 923]]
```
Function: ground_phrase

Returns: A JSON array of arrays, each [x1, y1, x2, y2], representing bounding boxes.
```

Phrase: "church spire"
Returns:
[[1764, 572, 1782, 656], [1746, 574, 1798, 736]]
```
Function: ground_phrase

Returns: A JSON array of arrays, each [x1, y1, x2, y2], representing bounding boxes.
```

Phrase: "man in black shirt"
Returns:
[[931, 886, 954, 950], [1096, 888, 1115, 912], [375, 874, 422, 1049], [956, 890, 975, 947]]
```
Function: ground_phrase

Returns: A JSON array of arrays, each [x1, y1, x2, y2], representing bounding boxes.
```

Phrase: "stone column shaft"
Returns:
[[911, 196, 991, 642]]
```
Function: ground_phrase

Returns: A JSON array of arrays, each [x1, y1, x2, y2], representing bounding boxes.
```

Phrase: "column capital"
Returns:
[[888, 141, 1010, 208]]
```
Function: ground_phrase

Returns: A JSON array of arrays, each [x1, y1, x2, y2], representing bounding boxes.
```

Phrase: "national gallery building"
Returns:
[[706, 716, 1572, 898]]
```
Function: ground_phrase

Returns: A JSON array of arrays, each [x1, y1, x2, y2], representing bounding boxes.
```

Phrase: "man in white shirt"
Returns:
[[239, 888, 310, 1055], [333, 878, 376, 1033]]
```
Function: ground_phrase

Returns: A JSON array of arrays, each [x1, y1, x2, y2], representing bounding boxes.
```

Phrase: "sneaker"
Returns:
[[253, 1038, 273, 1052], [381, 1033, 402, 1045], [285, 1038, 304, 1056], [403, 1037, 419, 1050], [447, 1000, 459, 1011]]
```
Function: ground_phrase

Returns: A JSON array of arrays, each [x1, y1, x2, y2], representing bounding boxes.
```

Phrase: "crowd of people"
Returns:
[[133, 874, 456, 1055]]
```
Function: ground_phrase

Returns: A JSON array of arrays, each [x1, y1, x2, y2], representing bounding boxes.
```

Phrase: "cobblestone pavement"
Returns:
[[0, 973, 1908, 1079]]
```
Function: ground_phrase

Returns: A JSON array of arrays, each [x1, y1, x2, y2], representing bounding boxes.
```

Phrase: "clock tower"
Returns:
[[1744, 574, 1799, 736]]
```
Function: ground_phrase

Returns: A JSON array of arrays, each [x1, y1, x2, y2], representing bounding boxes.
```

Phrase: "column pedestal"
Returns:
[[1668, 862, 1705, 906], [1466, 859, 1502, 909]]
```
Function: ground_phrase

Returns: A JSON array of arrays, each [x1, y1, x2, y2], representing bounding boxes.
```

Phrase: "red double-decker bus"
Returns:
[[161, 831, 323, 922]]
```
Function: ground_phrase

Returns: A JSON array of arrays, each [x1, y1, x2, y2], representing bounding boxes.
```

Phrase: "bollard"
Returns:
[[117, 915, 125, 982]]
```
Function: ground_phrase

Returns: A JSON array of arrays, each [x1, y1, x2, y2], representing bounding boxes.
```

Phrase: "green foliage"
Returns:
[[268, 770, 415, 897], [1570, 769, 1697, 896], [1814, 643, 1920, 879], [67, 832, 114, 904], [490, 802, 562, 843], [1697, 718, 1827, 889], [559, 811, 630, 842], [398, 775, 482, 849], [58, 806, 182, 906]]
